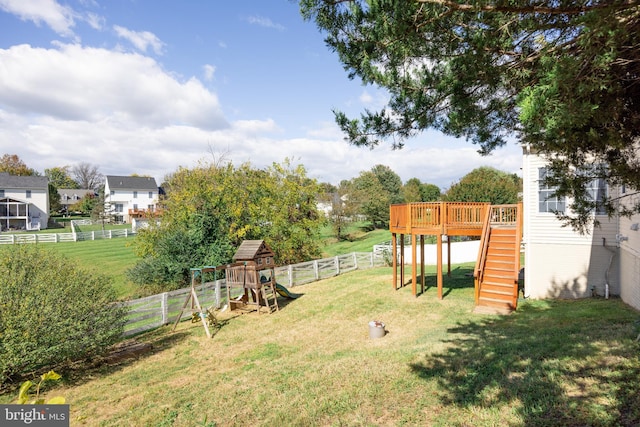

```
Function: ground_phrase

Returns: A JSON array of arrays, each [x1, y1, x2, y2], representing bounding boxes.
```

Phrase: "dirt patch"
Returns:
[[103, 339, 153, 364]]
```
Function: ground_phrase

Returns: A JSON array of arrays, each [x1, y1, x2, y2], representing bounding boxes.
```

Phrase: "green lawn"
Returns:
[[38, 238, 138, 299], [320, 221, 391, 256], [0, 222, 390, 300], [2, 266, 637, 426]]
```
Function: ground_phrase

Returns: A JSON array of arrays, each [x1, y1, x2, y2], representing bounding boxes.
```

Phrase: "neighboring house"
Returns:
[[0, 172, 49, 231], [104, 175, 159, 223], [57, 188, 96, 213], [522, 147, 640, 311], [317, 192, 342, 217]]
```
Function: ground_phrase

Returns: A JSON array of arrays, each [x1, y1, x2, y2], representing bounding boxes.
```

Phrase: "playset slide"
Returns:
[[275, 283, 301, 299]]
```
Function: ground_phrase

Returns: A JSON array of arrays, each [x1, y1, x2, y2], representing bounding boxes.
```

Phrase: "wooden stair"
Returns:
[[475, 226, 519, 314]]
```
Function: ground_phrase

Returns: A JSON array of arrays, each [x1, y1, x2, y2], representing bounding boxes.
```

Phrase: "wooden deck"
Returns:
[[390, 202, 522, 306], [390, 202, 489, 236]]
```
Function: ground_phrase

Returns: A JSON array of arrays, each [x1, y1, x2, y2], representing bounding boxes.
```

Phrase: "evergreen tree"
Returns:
[[300, 0, 640, 229]]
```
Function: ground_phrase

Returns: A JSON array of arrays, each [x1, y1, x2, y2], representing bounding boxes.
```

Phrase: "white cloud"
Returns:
[[358, 89, 388, 110], [203, 64, 216, 82], [0, 0, 76, 37], [113, 25, 165, 55], [304, 121, 344, 140], [84, 12, 104, 30], [246, 15, 285, 31], [0, 101, 521, 190], [359, 91, 374, 105], [0, 43, 228, 130], [0, 38, 521, 192], [231, 119, 280, 135]]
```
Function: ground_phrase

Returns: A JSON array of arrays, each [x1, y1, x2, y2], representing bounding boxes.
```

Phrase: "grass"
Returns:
[[37, 239, 138, 299], [0, 221, 389, 300], [320, 221, 391, 257], [2, 266, 638, 426]]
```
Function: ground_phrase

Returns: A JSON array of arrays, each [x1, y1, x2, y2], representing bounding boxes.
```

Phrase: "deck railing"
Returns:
[[474, 207, 493, 305], [489, 204, 519, 225], [445, 202, 488, 230], [390, 202, 489, 234]]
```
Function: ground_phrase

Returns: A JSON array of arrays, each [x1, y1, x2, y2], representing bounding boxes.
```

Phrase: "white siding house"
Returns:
[[522, 147, 640, 311], [104, 176, 158, 224], [58, 188, 96, 213], [617, 187, 640, 310], [0, 172, 49, 231]]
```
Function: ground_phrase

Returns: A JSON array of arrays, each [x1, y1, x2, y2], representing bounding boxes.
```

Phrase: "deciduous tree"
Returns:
[[350, 170, 391, 228], [72, 162, 103, 190], [45, 166, 79, 189], [0, 154, 37, 176], [129, 160, 324, 291], [402, 178, 441, 202], [300, 0, 640, 230], [444, 167, 521, 205]]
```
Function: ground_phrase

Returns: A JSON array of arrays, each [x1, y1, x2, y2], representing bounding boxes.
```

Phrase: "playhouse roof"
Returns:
[[232, 240, 274, 262]]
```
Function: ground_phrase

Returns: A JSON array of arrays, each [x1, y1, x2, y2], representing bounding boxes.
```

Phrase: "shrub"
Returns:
[[0, 245, 126, 385], [128, 227, 235, 293]]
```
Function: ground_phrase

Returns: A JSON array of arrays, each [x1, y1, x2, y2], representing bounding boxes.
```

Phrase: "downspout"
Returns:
[[602, 237, 616, 299], [522, 143, 531, 299], [600, 194, 623, 299]]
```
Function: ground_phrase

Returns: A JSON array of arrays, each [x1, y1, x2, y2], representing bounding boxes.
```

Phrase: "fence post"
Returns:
[[108, 230, 112, 239], [288, 265, 294, 287], [334, 256, 340, 276], [370, 252, 374, 267], [125, 229, 128, 238], [91, 231, 95, 240], [215, 280, 222, 309], [314, 260, 319, 280], [161, 292, 169, 324], [353, 252, 358, 269]]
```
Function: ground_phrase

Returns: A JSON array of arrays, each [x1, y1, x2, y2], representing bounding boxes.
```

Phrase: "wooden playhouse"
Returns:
[[225, 240, 279, 314]]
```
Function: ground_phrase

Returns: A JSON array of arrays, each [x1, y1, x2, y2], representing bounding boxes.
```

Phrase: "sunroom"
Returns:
[[0, 197, 40, 231]]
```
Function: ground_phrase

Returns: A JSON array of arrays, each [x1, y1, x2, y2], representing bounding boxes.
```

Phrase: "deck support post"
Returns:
[[400, 234, 405, 289], [420, 234, 425, 294], [392, 233, 397, 290], [437, 233, 443, 300], [447, 235, 451, 277], [411, 233, 417, 297]]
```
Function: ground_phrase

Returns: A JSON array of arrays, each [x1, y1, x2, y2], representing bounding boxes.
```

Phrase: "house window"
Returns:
[[149, 191, 153, 199], [115, 204, 123, 213], [538, 168, 565, 213], [26, 190, 31, 198], [586, 177, 607, 215], [110, 190, 115, 196], [133, 191, 138, 198], [0, 190, 4, 198], [133, 204, 138, 211], [148, 204, 154, 212]]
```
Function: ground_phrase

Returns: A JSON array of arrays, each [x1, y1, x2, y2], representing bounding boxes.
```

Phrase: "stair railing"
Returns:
[[511, 202, 523, 308], [473, 206, 493, 305]]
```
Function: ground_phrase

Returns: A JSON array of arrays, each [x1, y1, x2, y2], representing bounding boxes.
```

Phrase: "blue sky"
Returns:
[[0, 0, 521, 189]]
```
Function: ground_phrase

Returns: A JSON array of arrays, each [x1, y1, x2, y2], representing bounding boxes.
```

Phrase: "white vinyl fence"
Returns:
[[121, 251, 386, 336], [0, 229, 134, 244], [0, 219, 135, 244]]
